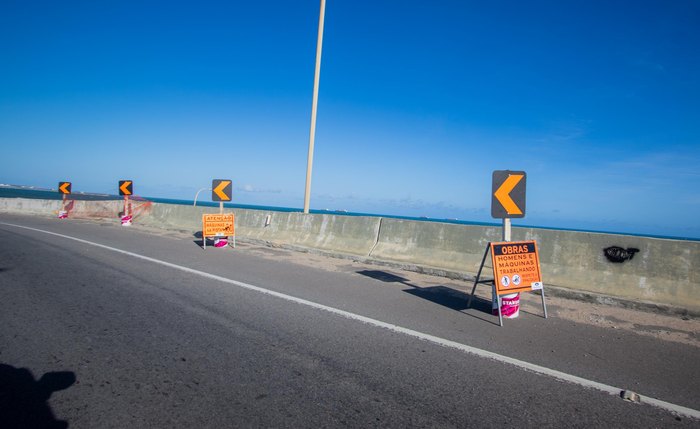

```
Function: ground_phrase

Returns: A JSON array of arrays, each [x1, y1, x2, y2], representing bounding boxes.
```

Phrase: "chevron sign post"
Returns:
[[119, 180, 134, 226]]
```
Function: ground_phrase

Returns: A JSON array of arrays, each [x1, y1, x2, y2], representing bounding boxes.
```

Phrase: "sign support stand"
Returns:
[[57, 182, 72, 218], [480, 170, 546, 325], [540, 283, 548, 319], [467, 242, 548, 326], [123, 196, 131, 218], [467, 243, 504, 326]]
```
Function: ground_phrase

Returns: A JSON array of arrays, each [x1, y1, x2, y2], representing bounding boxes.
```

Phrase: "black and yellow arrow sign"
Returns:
[[212, 179, 232, 202], [119, 180, 133, 196], [491, 170, 526, 218], [58, 182, 72, 195]]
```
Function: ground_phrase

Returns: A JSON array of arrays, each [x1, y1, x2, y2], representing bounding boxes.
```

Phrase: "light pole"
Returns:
[[303, 0, 326, 214], [193, 188, 211, 207]]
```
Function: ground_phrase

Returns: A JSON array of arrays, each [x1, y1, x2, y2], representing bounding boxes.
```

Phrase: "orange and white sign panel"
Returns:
[[202, 213, 234, 237], [490, 240, 543, 295]]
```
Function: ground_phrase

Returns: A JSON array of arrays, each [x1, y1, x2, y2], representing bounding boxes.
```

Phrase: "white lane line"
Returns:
[[3, 221, 699, 420]]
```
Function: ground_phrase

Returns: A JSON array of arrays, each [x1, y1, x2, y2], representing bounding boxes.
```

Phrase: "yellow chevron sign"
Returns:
[[119, 180, 133, 196], [58, 182, 72, 195], [492, 171, 526, 218], [212, 179, 232, 202]]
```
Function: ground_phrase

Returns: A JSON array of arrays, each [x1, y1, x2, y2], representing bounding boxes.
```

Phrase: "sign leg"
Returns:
[[541, 289, 548, 319], [497, 291, 503, 327], [467, 244, 491, 309]]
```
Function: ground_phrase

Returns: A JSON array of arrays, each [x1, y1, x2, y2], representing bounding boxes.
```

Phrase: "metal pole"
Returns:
[[467, 244, 491, 309], [193, 188, 211, 207], [303, 0, 326, 214], [495, 218, 512, 326], [502, 218, 511, 242]]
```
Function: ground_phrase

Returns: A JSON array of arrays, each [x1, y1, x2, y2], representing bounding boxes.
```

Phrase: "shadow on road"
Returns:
[[356, 270, 410, 284], [356, 269, 493, 315], [193, 231, 205, 248], [0, 363, 76, 429], [193, 231, 226, 249]]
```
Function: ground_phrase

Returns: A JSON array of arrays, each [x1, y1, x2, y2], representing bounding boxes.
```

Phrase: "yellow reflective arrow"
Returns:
[[120, 181, 132, 195], [494, 174, 523, 215], [59, 183, 71, 194], [214, 180, 231, 201]]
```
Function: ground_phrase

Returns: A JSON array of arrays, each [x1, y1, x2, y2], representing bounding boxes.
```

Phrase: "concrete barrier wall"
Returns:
[[0, 198, 62, 215], [0, 197, 122, 219], [2, 198, 697, 311], [520, 228, 700, 311], [136, 202, 381, 256], [370, 218, 700, 311], [369, 219, 503, 272], [240, 211, 380, 256]]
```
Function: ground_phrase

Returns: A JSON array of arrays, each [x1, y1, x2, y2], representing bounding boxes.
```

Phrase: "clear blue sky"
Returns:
[[1, 1, 699, 238]]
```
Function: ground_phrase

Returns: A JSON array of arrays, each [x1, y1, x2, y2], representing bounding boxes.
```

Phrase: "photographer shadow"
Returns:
[[0, 363, 76, 429]]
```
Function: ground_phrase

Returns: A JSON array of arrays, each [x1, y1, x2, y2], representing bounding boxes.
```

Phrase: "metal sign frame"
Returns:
[[467, 242, 548, 326]]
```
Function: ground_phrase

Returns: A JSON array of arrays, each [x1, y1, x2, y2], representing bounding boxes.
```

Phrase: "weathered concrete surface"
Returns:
[[523, 228, 699, 313], [135, 202, 380, 256], [241, 211, 380, 256], [0, 197, 121, 219], [369, 218, 502, 273], [1, 198, 697, 312], [136, 201, 208, 231], [0, 198, 62, 215]]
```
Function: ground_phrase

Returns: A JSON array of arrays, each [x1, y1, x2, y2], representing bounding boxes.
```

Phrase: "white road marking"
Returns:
[[2, 221, 699, 420]]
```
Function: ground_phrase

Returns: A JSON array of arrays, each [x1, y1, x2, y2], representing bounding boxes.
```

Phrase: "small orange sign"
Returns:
[[202, 213, 234, 238], [490, 240, 543, 295]]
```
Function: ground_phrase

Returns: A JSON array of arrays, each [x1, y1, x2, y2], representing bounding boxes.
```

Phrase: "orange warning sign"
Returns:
[[490, 240, 543, 295], [202, 213, 234, 238]]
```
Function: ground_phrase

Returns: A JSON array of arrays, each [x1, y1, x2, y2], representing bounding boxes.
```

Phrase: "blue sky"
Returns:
[[1, 1, 699, 239]]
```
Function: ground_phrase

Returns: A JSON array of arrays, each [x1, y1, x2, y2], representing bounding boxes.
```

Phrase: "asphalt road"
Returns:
[[0, 213, 698, 428]]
